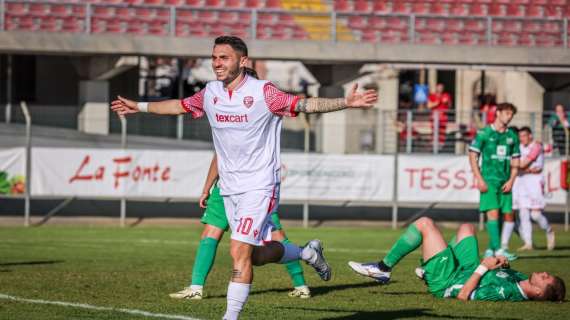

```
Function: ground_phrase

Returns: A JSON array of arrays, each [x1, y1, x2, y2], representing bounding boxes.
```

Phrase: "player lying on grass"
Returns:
[[348, 217, 565, 302], [170, 154, 311, 300]]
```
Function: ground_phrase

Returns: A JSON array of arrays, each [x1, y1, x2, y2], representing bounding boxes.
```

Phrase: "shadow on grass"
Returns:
[[209, 281, 387, 298], [517, 255, 570, 260], [278, 306, 519, 320], [0, 260, 64, 267]]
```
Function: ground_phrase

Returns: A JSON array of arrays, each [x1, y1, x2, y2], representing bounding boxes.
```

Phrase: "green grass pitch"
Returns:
[[0, 223, 569, 319]]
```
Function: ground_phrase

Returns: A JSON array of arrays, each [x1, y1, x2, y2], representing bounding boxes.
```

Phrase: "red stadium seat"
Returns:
[[446, 19, 463, 32], [361, 29, 378, 42], [386, 17, 407, 31], [348, 15, 367, 29], [412, 2, 429, 15], [185, 0, 202, 6], [225, 0, 242, 8], [488, 3, 505, 16], [265, 0, 281, 9], [392, 1, 410, 14], [278, 14, 296, 27], [92, 6, 114, 19], [545, 5, 563, 18], [156, 9, 171, 21], [334, 0, 351, 12], [426, 18, 445, 32], [5, 2, 28, 16], [115, 7, 135, 20], [29, 3, 48, 17], [496, 32, 516, 46], [372, 1, 389, 13], [127, 20, 146, 35], [72, 5, 86, 17], [136, 8, 155, 21], [465, 19, 485, 32], [523, 20, 541, 32], [165, 0, 184, 5], [369, 16, 387, 29], [518, 33, 534, 46], [51, 4, 71, 17], [469, 3, 487, 16], [238, 12, 252, 24], [40, 17, 58, 32], [353, 0, 370, 13], [205, 0, 222, 6], [449, 3, 468, 16], [506, 4, 524, 17], [105, 20, 124, 33], [257, 12, 275, 24], [197, 10, 217, 22], [149, 21, 169, 36], [219, 11, 239, 23], [543, 21, 561, 35], [245, 0, 260, 8], [416, 31, 439, 45], [62, 17, 83, 33], [526, 5, 543, 17], [441, 32, 457, 45], [144, 0, 165, 5], [430, 3, 446, 15], [503, 20, 522, 32]]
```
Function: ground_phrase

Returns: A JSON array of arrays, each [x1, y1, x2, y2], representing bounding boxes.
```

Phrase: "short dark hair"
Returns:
[[214, 36, 248, 57], [519, 126, 532, 134], [544, 276, 566, 302], [496, 102, 517, 115]]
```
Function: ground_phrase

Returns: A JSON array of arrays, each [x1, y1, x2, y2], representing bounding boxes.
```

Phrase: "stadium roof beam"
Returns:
[[1, 32, 570, 68]]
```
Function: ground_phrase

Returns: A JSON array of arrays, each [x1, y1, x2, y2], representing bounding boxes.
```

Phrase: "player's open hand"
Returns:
[[501, 180, 514, 193], [199, 192, 210, 209], [477, 179, 488, 193], [345, 84, 378, 109], [111, 96, 139, 116]]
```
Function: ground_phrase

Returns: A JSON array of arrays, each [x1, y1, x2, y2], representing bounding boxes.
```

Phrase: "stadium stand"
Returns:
[[1, 0, 568, 47]]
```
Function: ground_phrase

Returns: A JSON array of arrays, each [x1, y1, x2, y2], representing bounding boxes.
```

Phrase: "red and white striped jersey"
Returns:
[[181, 75, 299, 196]]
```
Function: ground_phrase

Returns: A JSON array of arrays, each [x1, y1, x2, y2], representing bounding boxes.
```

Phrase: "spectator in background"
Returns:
[[428, 83, 451, 149], [547, 104, 570, 155], [480, 94, 497, 125]]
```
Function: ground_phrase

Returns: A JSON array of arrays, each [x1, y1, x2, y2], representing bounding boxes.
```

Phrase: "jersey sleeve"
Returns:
[[471, 283, 524, 301], [180, 88, 205, 119], [525, 142, 542, 162], [469, 129, 486, 153], [263, 82, 299, 117]]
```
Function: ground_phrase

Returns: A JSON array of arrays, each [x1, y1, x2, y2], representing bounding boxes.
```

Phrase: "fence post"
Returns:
[[251, 10, 257, 39], [302, 114, 310, 228], [5, 55, 11, 124], [169, 6, 176, 37], [85, 3, 92, 34], [563, 18, 568, 49], [433, 111, 439, 154], [486, 16, 492, 46], [409, 14, 415, 44], [120, 116, 127, 227], [0, 0, 5, 32], [392, 152, 399, 230], [406, 110, 412, 153], [20, 102, 32, 227]]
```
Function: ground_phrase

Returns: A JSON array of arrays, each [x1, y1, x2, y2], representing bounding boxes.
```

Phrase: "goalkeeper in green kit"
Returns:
[[169, 154, 310, 300], [468, 102, 520, 260]]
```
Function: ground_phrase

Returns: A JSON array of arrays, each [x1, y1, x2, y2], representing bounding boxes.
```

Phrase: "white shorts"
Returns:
[[513, 175, 545, 210], [223, 190, 279, 246]]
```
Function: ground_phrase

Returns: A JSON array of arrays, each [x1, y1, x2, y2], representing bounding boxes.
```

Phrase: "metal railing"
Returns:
[[0, 0, 568, 48]]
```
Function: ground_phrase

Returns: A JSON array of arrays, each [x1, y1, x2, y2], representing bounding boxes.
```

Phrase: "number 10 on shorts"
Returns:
[[237, 217, 253, 235]]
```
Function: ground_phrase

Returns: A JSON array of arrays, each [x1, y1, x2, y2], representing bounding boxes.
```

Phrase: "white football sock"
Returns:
[[518, 208, 533, 246], [223, 282, 250, 320], [279, 242, 302, 264], [531, 210, 551, 233], [501, 221, 515, 249]]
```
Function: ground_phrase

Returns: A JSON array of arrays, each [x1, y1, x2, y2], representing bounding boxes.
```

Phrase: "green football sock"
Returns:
[[382, 224, 422, 268], [190, 237, 219, 286], [282, 238, 306, 287], [486, 219, 500, 251]]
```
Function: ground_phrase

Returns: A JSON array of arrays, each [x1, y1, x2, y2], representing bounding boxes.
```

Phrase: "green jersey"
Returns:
[[469, 125, 520, 184], [445, 268, 528, 302]]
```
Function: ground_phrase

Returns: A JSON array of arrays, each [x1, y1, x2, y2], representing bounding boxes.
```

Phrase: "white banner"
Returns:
[[0, 148, 26, 196], [0, 147, 562, 205], [280, 153, 394, 202], [31, 148, 214, 198], [29, 148, 394, 202], [398, 155, 566, 205]]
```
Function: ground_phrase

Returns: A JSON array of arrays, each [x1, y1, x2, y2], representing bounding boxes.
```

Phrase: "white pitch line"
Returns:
[[0, 293, 202, 320]]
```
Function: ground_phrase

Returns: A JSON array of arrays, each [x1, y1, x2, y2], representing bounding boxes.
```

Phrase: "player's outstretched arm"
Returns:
[[293, 84, 378, 114], [110, 96, 185, 116]]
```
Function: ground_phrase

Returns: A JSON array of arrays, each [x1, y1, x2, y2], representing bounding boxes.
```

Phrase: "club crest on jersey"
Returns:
[[213, 97, 218, 105], [243, 96, 254, 108]]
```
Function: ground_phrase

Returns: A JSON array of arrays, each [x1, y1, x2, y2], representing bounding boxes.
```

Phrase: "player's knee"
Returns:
[[458, 223, 475, 236], [415, 217, 434, 230], [530, 211, 541, 220], [230, 245, 250, 264], [486, 210, 499, 220], [504, 214, 515, 222]]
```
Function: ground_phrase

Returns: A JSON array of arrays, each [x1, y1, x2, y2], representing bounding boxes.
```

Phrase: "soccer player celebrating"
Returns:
[[169, 154, 311, 300], [348, 217, 565, 302], [513, 127, 555, 251], [468, 103, 520, 260], [111, 36, 377, 320]]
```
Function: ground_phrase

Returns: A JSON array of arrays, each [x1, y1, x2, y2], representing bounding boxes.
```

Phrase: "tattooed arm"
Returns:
[[294, 84, 378, 114]]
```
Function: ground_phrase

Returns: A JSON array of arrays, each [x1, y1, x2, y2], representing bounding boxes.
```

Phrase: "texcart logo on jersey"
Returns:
[[243, 96, 254, 108]]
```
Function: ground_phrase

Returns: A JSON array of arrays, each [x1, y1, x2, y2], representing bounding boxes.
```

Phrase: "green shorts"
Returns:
[[422, 236, 480, 298], [201, 185, 283, 231], [479, 181, 512, 213]]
